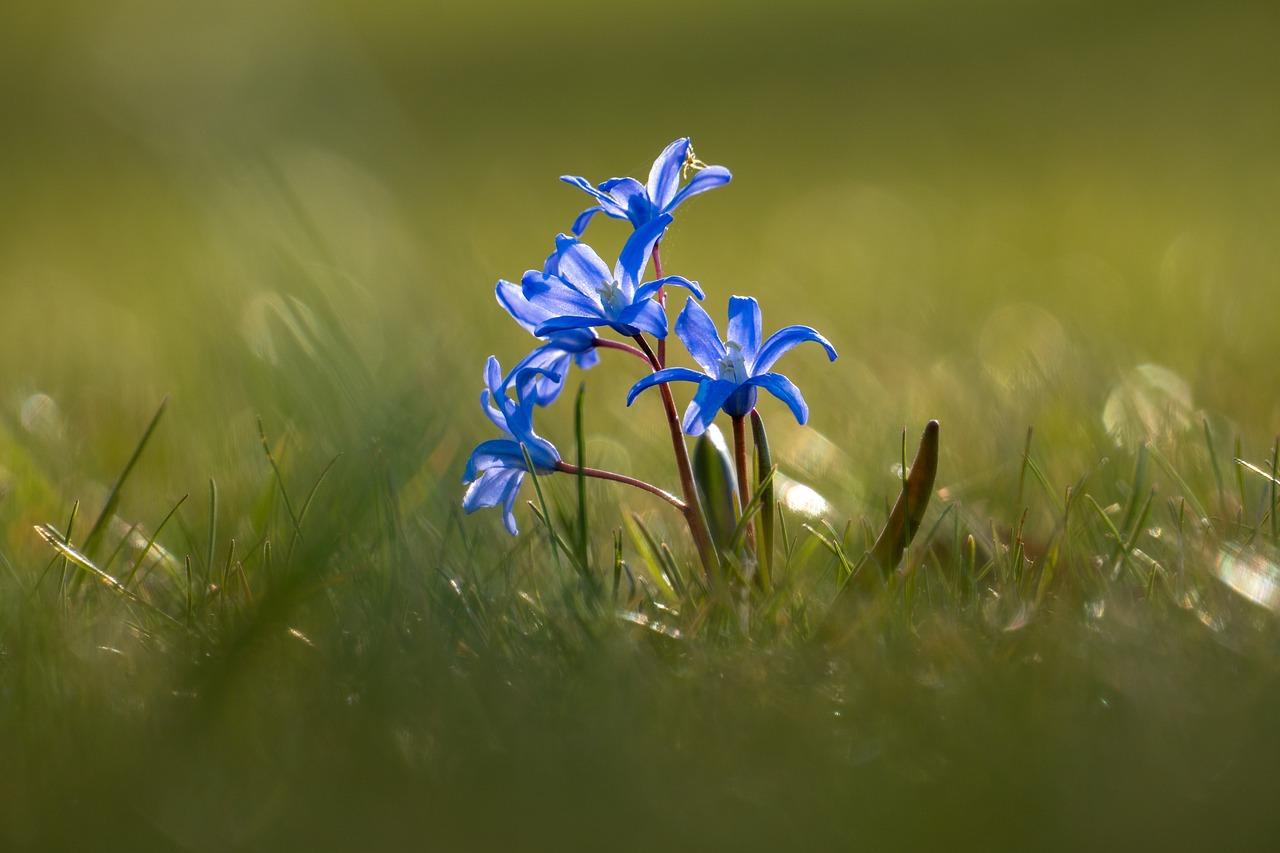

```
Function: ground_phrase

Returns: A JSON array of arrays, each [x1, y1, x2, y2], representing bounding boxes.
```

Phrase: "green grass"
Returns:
[[3, 0, 1280, 849]]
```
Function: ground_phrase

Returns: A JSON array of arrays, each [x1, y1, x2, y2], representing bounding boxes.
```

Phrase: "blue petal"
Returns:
[[559, 176, 627, 218], [665, 165, 732, 213], [721, 385, 758, 418], [510, 364, 563, 404], [600, 177, 656, 226], [750, 325, 838, 375], [726, 295, 762, 361], [521, 274, 602, 318], [674, 298, 726, 374], [480, 390, 507, 431], [499, 282, 598, 355], [509, 345, 573, 407], [647, 138, 690, 211], [632, 275, 704, 303], [520, 435, 561, 472], [626, 367, 706, 406], [571, 206, 605, 236], [546, 236, 611, 296], [534, 315, 605, 337], [614, 298, 667, 339], [573, 347, 600, 370], [496, 280, 547, 334], [614, 213, 672, 293], [502, 402, 561, 471], [463, 438, 525, 482], [681, 379, 739, 436], [485, 356, 504, 397], [463, 466, 523, 511], [745, 372, 810, 424], [499, 468, 525, 535], [546, 330, 596, 353], [509, 361, 562, 387]]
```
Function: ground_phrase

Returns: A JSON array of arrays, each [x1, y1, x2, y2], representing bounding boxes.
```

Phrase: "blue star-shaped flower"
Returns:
[[520, 214, 704, 341], [562, 137, 732, 236], [627, 296, 838, 436], [462, 356, 562, 534], [496, 277, 600, 407]]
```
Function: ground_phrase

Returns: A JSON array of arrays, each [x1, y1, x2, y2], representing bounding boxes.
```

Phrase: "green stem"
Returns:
[[731, 414, 756, 555]]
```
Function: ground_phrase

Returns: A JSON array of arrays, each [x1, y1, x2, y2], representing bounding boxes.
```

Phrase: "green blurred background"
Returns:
[[3, 0, 1279, 548], [4, 2, 1280, 850]]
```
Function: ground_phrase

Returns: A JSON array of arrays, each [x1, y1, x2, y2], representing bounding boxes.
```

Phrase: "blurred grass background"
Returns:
[[3, 0, 1278, 525], [2, 1, 1280, 850]]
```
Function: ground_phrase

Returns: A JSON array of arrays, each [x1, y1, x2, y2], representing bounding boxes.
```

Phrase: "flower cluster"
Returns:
[[464, 138, 837, 553]]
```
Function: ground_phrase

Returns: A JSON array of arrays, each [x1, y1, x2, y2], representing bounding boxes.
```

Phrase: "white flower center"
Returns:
[[597, 279, 627, 317], [716, 341, 749, 384]]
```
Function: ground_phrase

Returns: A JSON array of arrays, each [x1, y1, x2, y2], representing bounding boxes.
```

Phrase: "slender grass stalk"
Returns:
[[81, 397, 169, 560], [1203, 418, 1227, 516], [1147, 443, 1209, 527], [52, 501, 79, 602], [184, 554, 193, 627], [1015, 425, 1033, 514], [122, 493, 189, 588], [1234, 435, 1247, 525], [206, 478, 218, 575], [1271, 437, 1278, 545], [612, 529, 623, 602], [728, 466, 777, 553], [520, 445, 563, 576], [287, 454, 341, 564], [258, 418, 303, 542], [33, 524, 183, 627]]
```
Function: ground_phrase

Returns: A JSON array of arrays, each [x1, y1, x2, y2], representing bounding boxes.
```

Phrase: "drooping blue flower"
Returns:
[[627, 296, 838, 436], [562, 137, 732, 236], [462, 356, 561, 534], [496, 276, 600, 407], [520, 214, 704, 341]]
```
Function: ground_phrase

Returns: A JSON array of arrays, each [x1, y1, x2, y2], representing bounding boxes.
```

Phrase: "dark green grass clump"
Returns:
[[3, 397, 1280, 852]]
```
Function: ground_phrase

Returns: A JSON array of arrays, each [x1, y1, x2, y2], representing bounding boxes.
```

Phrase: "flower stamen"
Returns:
[[717, 341, 749, 384]]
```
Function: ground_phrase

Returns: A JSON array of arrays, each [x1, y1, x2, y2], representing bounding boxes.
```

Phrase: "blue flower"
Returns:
[[562, 137, 732, 236], [496, 277, 600, 407], [626, 296, 838, 436], [520, 214, 704, 341], [462, 356, 562, 535]]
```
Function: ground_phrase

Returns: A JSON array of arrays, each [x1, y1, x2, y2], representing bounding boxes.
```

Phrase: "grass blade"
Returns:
[[750, 410, 775, 592], [521, 444, 563, 576], [122, 494, 189, 589], [868, 421, 941, 575], [82, 397, 168, 558]]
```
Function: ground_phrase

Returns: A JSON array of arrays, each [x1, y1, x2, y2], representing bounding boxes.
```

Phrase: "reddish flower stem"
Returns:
[[652, 244, 667, 368], [554, 461, 685, 511], [632, 334, 719, 576], [594, 338, 649, 363]]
